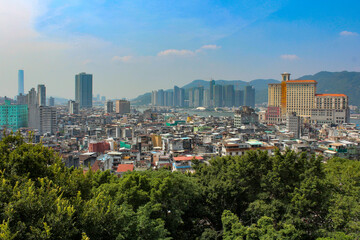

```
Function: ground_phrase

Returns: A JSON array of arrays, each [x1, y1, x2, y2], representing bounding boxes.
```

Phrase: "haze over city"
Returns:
[[1, 0, 360, 99]]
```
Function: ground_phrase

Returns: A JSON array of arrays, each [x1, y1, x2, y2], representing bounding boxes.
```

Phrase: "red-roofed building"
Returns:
[[172, 156, 204, 173], [116, 164, 134, 176]]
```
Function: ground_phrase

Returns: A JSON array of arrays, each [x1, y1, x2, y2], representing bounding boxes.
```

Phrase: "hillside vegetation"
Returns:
[[0, 134, 359, 239]]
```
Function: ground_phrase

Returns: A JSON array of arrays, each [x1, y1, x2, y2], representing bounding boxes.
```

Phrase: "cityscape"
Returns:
[[0, 0, 360, 239]]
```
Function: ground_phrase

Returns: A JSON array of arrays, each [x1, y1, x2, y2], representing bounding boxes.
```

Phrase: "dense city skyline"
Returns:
[[1, 0, 360, 99]]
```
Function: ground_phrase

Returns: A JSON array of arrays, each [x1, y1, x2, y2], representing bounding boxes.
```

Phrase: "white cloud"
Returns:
[[281, 54, 299, 60], [112, 55, 132, 62], [200, 44, 221, 50], [158, 44, 221, 57], [340, 31, 358, 36], [157, 49, 195, 57]]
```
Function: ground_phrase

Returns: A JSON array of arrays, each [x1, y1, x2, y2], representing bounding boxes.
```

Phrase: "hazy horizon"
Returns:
[[1, 0, 359, 99]]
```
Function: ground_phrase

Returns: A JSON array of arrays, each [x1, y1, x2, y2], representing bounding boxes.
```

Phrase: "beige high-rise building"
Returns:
[[268, 73, 316, 118], [115, 100, 130, 114], [311, 94, 349, 124], [267, 73, 349, 125]]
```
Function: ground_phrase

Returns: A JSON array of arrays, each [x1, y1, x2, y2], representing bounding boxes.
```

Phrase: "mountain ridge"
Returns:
[[131, 71, 360, 106]]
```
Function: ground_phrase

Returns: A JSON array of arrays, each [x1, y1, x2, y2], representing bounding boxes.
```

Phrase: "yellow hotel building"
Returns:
[[268, 73, 316, 118], [267, 73, 349, 124]]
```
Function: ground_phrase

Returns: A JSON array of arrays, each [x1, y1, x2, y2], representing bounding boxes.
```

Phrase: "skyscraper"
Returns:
[[234, 90, 244, 107], [224, 85, 235, 107], [180, 88, 185, 107], [18, 70, 24, 95], [157, 89, 164, 106], [68, 100, 79, 114], [213, 85, 223, 107], [209, 79, 215, 106], [37, 84, 46, 106], [105, 100, 114, 113], [49, 97, 55, 106], [244, 85, 255, 108], [152, 90, 158, 106], [174, 86, 180, 107], [27, 88, 37, 106], [75, 72, 93, 108], [115, 100, 130, 114]]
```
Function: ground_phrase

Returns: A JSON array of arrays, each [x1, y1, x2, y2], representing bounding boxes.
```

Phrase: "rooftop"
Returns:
[[315, 93, 347, 97], [286, 80, 317, 83]]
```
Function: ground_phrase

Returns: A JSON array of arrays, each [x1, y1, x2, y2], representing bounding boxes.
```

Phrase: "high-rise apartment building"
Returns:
[[167, 91, 174, 107], [179, 88, 185, 107], [49, 97, 55, 106], [213, 85, 223, 107], [39, 106, 57, 135], [17, 94, 27, 105], [203, 89, 210, 107], [157, 89, 164, 106], [174, 86, 180, 107], [234, 90, 244, 107], [105, 100, 114, 113], [115, 100, 130, 114], [244, 85, 255, 108], [224, 85, 235, 107], [286, 112, 301, 138], [68, 100, 79, 114], [0, 100, 28, 130], [37, 84, 46, 106], [152, 90, 158, 106], [75, 72, 93, 108], [27, 88, 37, 106], [210, 79, 215, 106], [18, 70, 24, 95]]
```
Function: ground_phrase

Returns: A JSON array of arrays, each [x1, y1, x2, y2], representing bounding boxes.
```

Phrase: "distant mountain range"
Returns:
[[131, 71, 360, 106], [297, 71, 360, 106]]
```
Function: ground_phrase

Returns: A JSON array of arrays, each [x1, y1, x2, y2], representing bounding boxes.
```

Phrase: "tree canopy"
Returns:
[[0, 134, 359, 239]]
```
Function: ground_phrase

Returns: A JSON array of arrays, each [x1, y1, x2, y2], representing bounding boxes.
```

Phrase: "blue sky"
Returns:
[[1, 0, 359, 99]]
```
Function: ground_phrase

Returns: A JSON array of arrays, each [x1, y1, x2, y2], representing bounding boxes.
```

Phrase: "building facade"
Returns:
[[105, 100, 114, 113], [115, 100, 130, 114], [267, 73, 349, 125], [0, 100, 28, 130], [244, 85, 255, 108], [75, 72, 93, 108], [68, 100, 79, 114], [18, 70, 24, 95], [37, 84, 46, 106]]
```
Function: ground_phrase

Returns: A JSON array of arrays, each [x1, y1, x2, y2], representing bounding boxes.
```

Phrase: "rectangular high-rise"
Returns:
[[115, 100, 130, 114], [0, 100, 28, 130], [213, 85, 223, 107], [210, 79, 215, 106], [268, 73, 316, 118], [224, 85, 235, 107], [18, 70, 24, 95], [105, 100, 114, 113], [75, 73, 93, 108], [49, 97, 55, 106], [244, 85, 255, 108], [37, 84, 46, 106]]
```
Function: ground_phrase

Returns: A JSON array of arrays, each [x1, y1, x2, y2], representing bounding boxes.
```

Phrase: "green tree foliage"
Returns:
[[0, 134, 359, 239]]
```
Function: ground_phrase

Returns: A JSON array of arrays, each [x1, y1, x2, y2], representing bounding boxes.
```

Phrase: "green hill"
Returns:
[[297, 71, 360, 105], [131, 71, 360, 106]]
